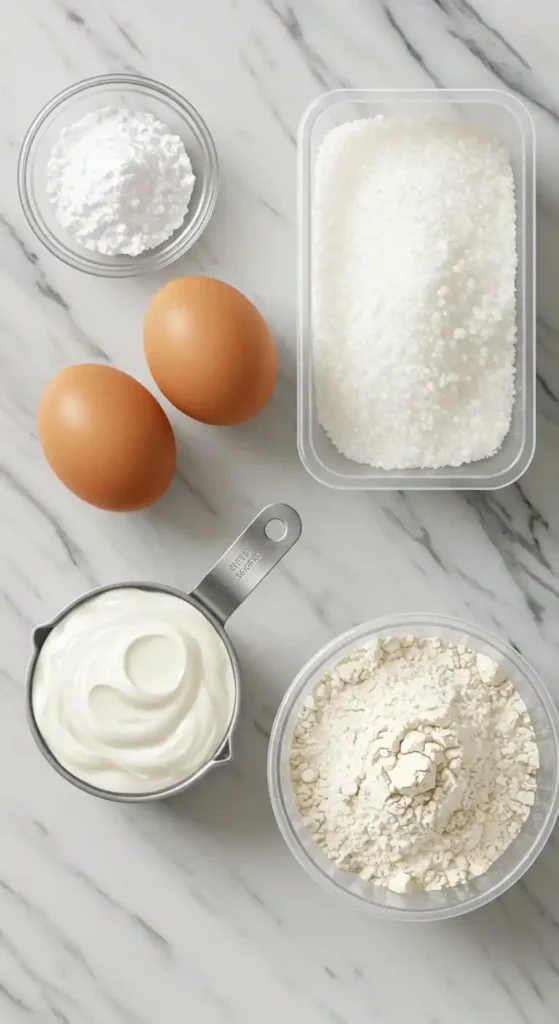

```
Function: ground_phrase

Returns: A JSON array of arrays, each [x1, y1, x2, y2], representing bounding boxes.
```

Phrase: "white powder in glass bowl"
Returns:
[[46, 107, 195, 256]]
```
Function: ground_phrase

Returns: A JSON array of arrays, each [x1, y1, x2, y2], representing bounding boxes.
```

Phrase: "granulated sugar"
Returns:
[[313, 118, 517, 469]]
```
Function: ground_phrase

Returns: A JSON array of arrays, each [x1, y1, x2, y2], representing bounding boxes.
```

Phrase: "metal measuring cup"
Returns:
[[26, 503, 302, 803]]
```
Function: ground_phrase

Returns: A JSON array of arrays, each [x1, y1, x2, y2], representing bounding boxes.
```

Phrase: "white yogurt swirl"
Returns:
[[32, 588, 236, 794]]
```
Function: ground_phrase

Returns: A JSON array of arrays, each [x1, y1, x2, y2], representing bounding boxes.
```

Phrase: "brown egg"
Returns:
[[38, 364, 176, 511], [143, 276, 277, 425]]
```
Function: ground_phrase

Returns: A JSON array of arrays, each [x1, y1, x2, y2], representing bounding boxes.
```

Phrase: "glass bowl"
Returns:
[[18, 74, 219, 277], [268, 614, 559, 921]]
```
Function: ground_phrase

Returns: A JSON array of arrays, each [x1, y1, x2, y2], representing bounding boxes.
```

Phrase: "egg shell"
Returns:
[[143, 276, 277, 425], [38, 364, 176, 511]]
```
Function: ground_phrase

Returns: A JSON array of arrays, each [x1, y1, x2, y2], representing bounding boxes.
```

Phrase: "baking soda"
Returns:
[[47, 108, 195, 256]]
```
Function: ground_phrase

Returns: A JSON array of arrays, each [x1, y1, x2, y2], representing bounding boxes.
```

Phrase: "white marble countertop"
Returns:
[[2, 1, 559, 1021]]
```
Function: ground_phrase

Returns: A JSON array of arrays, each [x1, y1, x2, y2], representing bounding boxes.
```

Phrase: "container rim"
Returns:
[[298, 87, 537, 139]]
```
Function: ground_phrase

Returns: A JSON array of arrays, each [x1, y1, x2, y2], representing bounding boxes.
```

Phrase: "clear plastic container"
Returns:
[[297, 89, 536, 489], [18, 74, 219, 277], [268, 614, 559, 921]]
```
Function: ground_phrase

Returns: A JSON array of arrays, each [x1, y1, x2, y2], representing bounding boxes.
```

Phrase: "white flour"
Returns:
[[313, 117, 517, 469], [291, 636, 538, 892], [47, 107, 195, 256]]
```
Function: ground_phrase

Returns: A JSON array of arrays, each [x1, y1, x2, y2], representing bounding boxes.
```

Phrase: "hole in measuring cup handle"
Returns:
[[264, 517, 288, 541]]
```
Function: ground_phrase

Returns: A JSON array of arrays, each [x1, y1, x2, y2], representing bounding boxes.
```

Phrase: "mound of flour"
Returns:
[[313, 117, 517, 469], [291, 636, 538, 892]]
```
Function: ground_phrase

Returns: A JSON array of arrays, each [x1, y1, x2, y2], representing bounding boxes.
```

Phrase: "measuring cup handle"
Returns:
[[190, 503, 302, 625]]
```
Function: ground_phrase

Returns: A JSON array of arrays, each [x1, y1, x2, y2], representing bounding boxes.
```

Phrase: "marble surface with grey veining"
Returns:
[[2, 1, 559, 1021]]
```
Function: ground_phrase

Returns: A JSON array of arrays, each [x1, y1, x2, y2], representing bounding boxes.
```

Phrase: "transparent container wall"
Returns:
[[269, 616, 559, 921], [297, 90, 536, 490]]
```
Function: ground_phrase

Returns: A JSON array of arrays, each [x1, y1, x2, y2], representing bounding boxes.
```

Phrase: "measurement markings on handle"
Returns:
[[229, 547, 263, 581]]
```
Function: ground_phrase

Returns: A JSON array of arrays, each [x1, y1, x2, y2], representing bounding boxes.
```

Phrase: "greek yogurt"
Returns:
[[31, 588, 236, 794]]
